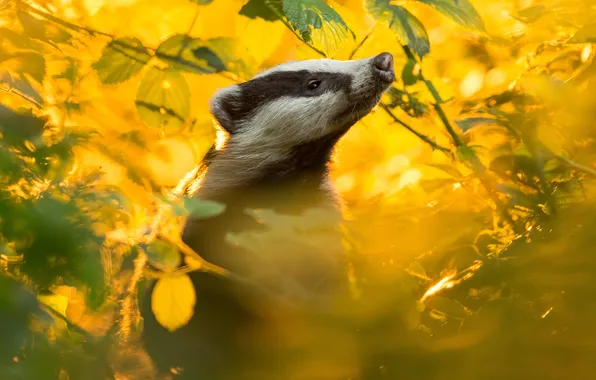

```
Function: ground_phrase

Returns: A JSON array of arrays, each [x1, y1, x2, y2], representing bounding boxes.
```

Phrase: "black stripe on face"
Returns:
[[225, 70, 353, 123]]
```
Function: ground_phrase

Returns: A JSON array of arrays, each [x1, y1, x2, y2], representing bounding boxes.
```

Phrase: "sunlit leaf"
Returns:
[[569, 23, 596, 43], [151, 274, 196, 332], [17, 9, 71, 44], [367, 0, 430, 57], [514, 4, 548, 24], [156, 34, 223, 74], [38, 293, 68, 318], [93, 37, 151, 85], [282, 0, 354, 55], [240, 0, 280, 21], [416, 0, 486, 33], [135, 68, 191, 129], [425, 296, 468, 319], [5, 51, 46, 83], [406, 261, 430, 280]]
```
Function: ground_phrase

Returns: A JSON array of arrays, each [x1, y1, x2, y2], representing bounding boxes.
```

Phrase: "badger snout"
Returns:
[[372, 52, 395, 83]]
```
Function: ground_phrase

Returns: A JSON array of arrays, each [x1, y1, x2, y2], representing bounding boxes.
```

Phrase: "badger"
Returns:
[[140, 52, 395, 380]]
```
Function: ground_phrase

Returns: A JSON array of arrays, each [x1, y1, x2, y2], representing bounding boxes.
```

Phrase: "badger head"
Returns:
[[203, 52, 395, 190]]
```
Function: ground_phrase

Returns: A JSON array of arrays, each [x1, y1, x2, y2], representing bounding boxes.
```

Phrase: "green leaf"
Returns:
[[282, 0, 354, 55], [189, 0, 214, 4], [194, 37, 257, 77], [184, 198, 226, 219], [8, 51, 46, 83], [569, 23, 596, 44], [135, 68, 191, 129], [145, 239, 181, 272], [156, 34, 221, 74], [17, 10, 71, 44], [456, 145, 485, 174], [401, 58, 420, 85], [416, 0, 486, 33], [454, 117, 503, 132], [93, 38, 151, 85], [240, 0, 281, 21], [367, 0, 431, 58]]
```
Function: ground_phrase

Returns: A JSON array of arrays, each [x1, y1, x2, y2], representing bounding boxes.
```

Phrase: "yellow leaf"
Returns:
[[38, 293, 69, 318], [151, 274, 196, 332]]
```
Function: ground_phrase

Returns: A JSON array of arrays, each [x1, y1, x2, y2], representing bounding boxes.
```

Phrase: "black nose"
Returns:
[[373, 52, 394, 83]]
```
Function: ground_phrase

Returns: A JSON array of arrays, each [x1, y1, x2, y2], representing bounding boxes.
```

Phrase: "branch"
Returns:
[[380, 103, 451, 153], [401, 45, 463, 147], [557, 154, 596, 177]]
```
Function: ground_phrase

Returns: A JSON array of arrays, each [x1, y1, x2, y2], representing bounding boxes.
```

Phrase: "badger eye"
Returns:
[[307, 80, 321, 90]]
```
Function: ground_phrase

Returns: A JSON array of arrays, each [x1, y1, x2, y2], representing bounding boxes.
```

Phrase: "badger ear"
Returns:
[[209, 85, 242, 134]]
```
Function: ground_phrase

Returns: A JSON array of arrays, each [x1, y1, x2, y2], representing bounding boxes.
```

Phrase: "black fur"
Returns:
[[218, 71, 352, 134]]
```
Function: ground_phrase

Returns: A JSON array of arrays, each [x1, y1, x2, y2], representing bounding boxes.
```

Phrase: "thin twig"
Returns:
[[380, 103, 451, 153], [348, 27, 375, 60], [557, 154, 596, 177], [400, 45, 463, 146]]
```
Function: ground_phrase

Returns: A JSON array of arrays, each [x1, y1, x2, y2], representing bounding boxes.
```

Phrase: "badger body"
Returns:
[[140, 53, 395, 379]]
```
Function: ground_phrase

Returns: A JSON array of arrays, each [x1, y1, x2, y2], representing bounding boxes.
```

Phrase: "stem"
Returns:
[[557, 154, 596, 177], [348, 27, 375, 60], [278, 17, 327, 57], [380, 103, 451, 153], [400, 45, 463, 147]]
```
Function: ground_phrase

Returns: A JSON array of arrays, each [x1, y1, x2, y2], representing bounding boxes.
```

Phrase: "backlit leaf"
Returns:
[[367, 0, 431, 57], [416, 0, 486, 33], [240, 0, 281, 21], [135, 68, 191, 129], [151, 274, 196, 332], [569, 23, 596, 44], [93, 38, 151, 85], [455, 117, 503, 132], [145, 239, 181, 272], [425, 296, 468, 319], [282, 0, 354, 55]]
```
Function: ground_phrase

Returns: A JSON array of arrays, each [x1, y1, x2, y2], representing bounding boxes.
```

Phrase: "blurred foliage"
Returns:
[[1, 0, 596, 378]]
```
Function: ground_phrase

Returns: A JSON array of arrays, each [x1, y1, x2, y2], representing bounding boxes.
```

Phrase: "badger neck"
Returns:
[[195, 131, 345, 210]]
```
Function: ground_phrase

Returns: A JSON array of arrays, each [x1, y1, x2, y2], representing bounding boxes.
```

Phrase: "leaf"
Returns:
[[0, 73, 44, 106], [184, 198, 226, 219], [156, 34, 222, 75], [367, 0, 431, 58], [38, 293, 69, 318], [93, 38, 151, 85], [406, 261, 430, 280], [151, 274, 196, 332], [145, 239, 181, 272], [282, 0, 354, 55], [569, 23, 596, 44], [0, 243, 19, 258], [425, 163, 464, 179], [416, 0, 486, 33], [240, 0, 280, 21], [456, 145, 485, 174], [425, 296, 468, 319], [514, 4, 548, 24], [189, 0, 214, 4], [17, 10, 71, 44], [5, 51, 46, 83], [135, 68, 191, 129], [454, 117, 503, 132], [401, 58, 420, 85]]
